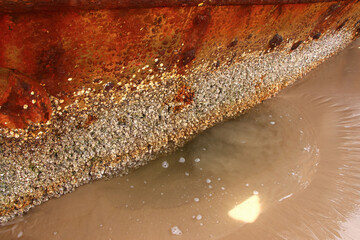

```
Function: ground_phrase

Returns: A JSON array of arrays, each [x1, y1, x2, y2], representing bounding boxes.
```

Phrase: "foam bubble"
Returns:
[[171, 226, 183, 235], [162, 161, 169, 168]]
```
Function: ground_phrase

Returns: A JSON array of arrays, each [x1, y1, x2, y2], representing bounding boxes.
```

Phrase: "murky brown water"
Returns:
[[1, 40, 360, 240]]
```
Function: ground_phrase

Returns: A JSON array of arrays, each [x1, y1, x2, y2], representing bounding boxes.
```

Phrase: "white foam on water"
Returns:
[[17, 232, 23, 238], [171, 226, 182, 236], [162, 161, 169, 168], [279, 193, 294, 202], [304, 145, 311, 152]]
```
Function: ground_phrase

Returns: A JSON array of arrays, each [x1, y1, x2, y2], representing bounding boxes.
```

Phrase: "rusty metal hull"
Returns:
[[0, 1, 360, 222], [0, 0, 345, 12]]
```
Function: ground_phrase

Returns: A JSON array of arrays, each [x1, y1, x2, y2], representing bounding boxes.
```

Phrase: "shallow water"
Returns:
[[1, 39, 360, 240]]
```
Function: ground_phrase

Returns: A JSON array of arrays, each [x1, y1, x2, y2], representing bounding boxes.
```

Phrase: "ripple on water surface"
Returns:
[[1, 40, 360, 240]]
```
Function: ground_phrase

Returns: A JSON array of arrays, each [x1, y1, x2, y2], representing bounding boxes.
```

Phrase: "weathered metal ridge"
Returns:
[[0, 0, 345, 12]]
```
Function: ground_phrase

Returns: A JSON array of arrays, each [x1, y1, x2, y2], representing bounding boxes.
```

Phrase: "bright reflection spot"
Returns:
[[228, 195, 261, 223]]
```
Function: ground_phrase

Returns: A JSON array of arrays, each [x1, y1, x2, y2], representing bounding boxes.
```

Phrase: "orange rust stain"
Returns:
[[0, 68, 52, 129], [82, 114, 98, 128], [174, 84, 194, 112], [0, 1, 359, 129]]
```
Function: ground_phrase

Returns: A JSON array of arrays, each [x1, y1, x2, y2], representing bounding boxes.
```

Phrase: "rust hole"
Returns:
[[227, 38, 238, 48], [104, 82, 114, 91], [181, 48, 196, 66], [269, 34, 283, 50], [290, 40, 303, 51], [312, 32, 321, 40]]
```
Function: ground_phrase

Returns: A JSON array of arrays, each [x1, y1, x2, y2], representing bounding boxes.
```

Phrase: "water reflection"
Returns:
[[1, 40, 360, 240], [228, 195, 261, 223]]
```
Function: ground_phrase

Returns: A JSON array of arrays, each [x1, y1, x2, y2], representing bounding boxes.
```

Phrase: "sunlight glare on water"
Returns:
[[228, 195, 261, 223]]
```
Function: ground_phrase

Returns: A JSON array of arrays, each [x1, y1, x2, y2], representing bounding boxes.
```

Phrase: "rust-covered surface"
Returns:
[[0, 0, 360, 223], [0, 1, 359, 130]]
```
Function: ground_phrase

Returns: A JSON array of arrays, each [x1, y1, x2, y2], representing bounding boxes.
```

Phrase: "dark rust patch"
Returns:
[[312, 32, 321, 39], [336, 18, 348, 31], [193, 10, 211, 26], [37, 44, 67, 96], [354, 20, 360, 39], [227, 38, 238, 48], [179, 8, 211, 68], [290, 40, 303, 51], [181, 48, 196, 66], [104, 82, 115, 91], [93, 78, 102, 84], [228, 52, 237, 65], [324, 3, 342, 17], [269, 34, 283, 50], [214, 60, 220, 69]]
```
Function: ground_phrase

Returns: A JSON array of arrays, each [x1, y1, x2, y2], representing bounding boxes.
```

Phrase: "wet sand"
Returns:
[[1, 39, 360, 240]]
